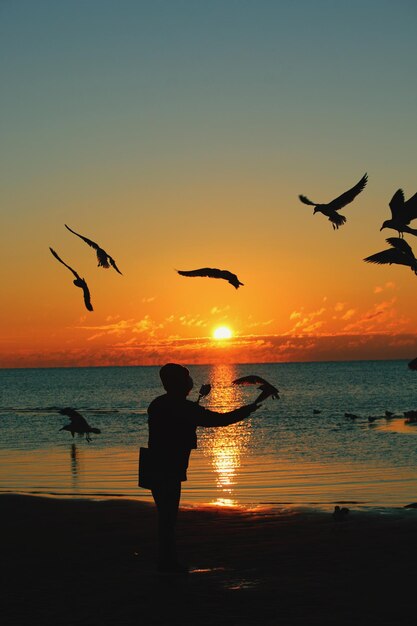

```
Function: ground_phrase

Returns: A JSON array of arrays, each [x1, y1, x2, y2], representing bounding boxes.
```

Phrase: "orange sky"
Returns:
[[1, 2, 417, 368]]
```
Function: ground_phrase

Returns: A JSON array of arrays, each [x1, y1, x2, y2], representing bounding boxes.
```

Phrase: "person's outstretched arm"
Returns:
[[193, 402, 260, 427]]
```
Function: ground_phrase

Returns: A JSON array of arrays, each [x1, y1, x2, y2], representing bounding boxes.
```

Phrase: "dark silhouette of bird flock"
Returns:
[[51, 175, 417, 442], [50, 224, 123, 312]]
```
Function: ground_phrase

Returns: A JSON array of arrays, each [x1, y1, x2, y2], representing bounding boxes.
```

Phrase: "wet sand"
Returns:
[[2, 494, 417, 626]]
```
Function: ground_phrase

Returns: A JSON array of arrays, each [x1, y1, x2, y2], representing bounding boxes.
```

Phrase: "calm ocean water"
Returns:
[[1, 362, 417, 508]]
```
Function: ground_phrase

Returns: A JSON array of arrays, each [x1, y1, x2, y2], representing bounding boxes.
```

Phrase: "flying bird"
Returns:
[[299, 173, 368, 230], [49, 247, 93, 311], [380, 189, 417, 237], [177, 268, 243, 289], [363, 237, 417, 275], [197, 384, 211, 404], [232, 375, 279, 403], [65, 224, 122, 274], [59, 408, 101, 442], [408, 357, 417, 371]]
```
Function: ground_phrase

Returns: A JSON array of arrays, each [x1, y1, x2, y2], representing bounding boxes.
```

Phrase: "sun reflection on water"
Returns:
[[200, 364, 252, 507]]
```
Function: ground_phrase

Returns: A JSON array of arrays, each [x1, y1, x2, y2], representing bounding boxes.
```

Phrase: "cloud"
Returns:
[[4, 331, 417, 368], [286, 307, 326, 334], [374, 281, 396, 294]]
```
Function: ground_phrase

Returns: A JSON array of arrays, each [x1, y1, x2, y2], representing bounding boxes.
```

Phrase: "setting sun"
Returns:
[[213, 326, 233, 340]]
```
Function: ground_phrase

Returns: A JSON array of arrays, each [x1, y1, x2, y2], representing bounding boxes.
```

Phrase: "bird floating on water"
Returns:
[[364, 237, 417, 275], [232, 375, 279, 403], [59, 408, 101, 442], [299, 173, 368, 230], [333, 505, 349, 521], [177, 267, 243, 289], [344, 412, 360, 419], [65, 224, 123, 274], [50, 247, 93, 311], [380, 189, 417, 237], [408, 357, 417, 371]]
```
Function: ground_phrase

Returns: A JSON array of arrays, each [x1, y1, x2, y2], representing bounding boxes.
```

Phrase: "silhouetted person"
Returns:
[[364, 237, 417, 275], [65, 224, 123, 274], [299, 173, 368, 230], [177, 267, 244, 289], [380, 189, 417, 237], [147, 363, 260, 573], [50, 247, 94, 311]]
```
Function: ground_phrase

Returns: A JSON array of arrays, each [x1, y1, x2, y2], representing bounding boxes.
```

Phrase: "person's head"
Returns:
[[159, 363, 193, 396]]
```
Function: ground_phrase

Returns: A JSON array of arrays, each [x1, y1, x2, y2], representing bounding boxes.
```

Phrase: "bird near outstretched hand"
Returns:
[[59, 407, 101, 442], [197, 384, 211, 404], [65, 224, 123, 274], [177, 267, 244, 289], [363, 237, 417, 275], [49, 247, 93, 311], [299, 173, 368, 230], [233, 375, 279, 403], [380, 189, 417, 237]]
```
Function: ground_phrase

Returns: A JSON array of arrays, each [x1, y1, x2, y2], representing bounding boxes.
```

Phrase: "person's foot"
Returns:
[[157, 560, 189, 575]]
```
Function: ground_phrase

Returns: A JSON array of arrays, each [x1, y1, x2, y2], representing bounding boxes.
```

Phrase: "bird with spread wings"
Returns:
[[299, 173, 368, 230], [177, 267, 244, 289], [50, 247, 94, 311], [65, 224, 123, 274], [364, 237, 417, 275], [233, 375, 279, 403], [59, 407, 101, 442], [380, 189, 417, 237]]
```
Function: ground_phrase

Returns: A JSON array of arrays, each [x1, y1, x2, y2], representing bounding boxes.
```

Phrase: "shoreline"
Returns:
[[3, 493, 417, 625]]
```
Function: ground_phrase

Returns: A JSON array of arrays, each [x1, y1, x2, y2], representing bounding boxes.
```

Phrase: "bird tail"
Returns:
[[330, 213, 346, 229], [90, 428, 101, 434]]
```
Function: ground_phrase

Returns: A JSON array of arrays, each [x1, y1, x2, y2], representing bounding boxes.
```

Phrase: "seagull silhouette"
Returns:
[[408, 357, 417, 371], [380, 189, 417, 237], [177, 268, 243, 289], [232, 375, 279, 403], [65, 224, 122, 274], [299, 173, 368, 230], [363, 237, 417, 275], [59, 407, 101, 442], [49, 247, 93, 311], [197, 384, 211, 404]]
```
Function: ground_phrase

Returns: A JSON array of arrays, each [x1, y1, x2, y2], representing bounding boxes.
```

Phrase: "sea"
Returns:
[[1, 361, 417, 510]]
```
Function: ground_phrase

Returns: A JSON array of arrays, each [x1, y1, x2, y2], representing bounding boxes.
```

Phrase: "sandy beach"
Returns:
[[2, 494, 417, 626]]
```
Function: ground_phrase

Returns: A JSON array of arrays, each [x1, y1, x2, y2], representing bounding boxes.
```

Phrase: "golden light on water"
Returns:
[[213, 326, 233, 340], [201, 364, 251, 507]]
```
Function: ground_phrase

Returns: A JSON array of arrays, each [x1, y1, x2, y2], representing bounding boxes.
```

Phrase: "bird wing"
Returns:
[[108, 255, 123, 275], [388, 189, 405, 219], [404, 192, 417, 223], [328, 173, 368, 211], [59, 408, 90, 428], [298, 195, 316, 206], [363, 249, 412, 267], [50, 247, 80, 280], [177, 268, 221, 278], [385, 237, 414, 257], [233, 375, 270, 386], [65, 224, 100, 251], [79, 280, 94, 312], [255, 386, 279, 403]]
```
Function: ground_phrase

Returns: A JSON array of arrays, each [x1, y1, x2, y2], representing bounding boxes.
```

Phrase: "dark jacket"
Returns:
[[147, 394, 252, 481]]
